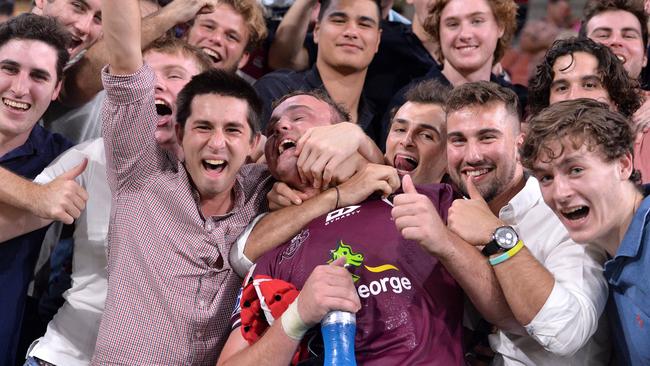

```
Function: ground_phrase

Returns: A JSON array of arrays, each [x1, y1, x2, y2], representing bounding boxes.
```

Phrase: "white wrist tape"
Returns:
[[281, 297, 309, 341]]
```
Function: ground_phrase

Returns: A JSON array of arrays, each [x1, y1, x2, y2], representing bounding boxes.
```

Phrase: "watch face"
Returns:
[[494, 226, 518, 249]]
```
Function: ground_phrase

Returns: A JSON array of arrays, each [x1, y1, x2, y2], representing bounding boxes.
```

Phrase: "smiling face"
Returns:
[[143, 50, 203, 146], [446, 102, 523, 201], [0, 39, 61, 153], [438, 0, 503, 76], [185, 3, 250, 73], [34, 0, 102, 58], [585, 9, 647, 79], [549, 51, 613, 107], [385, 101, 446, 184], [532, 139, 633, 246], [313, 0, 381, 73], [265, 94, 336, 189], [177, 94, 258, 201]]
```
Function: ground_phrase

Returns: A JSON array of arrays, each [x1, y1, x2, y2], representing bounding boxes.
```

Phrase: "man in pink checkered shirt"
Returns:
[[92, 0, 272, 364]]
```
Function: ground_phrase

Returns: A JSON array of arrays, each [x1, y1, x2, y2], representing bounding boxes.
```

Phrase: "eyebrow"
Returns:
[[327, 11, 377, 26], [394, 118, 441, 135], [267, 104, 314, 128], [447, 127, 502, 138], [0, 59, 52, 80]]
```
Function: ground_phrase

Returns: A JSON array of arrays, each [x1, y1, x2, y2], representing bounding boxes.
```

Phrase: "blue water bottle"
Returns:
[[321, 311, 356, 366]]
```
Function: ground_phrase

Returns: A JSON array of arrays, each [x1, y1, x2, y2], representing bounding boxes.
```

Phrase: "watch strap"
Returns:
[[481, 241, 502, 256]]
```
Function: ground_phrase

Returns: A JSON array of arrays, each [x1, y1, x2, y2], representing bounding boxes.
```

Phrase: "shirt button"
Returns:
[[196, 331, 203, 338], [205, 222, 213, 231], [198, 300, 206, 308]]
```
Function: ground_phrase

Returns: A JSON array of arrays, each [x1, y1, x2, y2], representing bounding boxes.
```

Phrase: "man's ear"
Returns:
[[248, 132, 264, 162], [313, 22, 321, 45], [237, 52, 250, 70], [618, 150, 635, 180], [175, 122, 184, 142], [33, 0, 45, 13], [51, 80, 62, 101]]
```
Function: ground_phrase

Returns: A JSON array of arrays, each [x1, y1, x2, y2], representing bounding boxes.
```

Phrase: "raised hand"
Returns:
[[296, 257, 361, 326], [34, 159, 89, 224], [391, 175, 449, 256], [447, 176, 504, 246]]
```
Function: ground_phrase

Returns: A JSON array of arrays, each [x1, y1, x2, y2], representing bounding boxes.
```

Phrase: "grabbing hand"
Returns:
[[295, 123, 365, 189], [392, 175, 449, 256], [166, 0, 220, 24], [447, 176, 503, 246], [34, 159, 89, 224], [336, 164, 399, 208], [296, 257, 361, 326], [266, 181, 318, 211]]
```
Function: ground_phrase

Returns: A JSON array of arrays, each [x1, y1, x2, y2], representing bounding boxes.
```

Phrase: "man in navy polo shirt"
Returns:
[[0, 14, 73, 366]]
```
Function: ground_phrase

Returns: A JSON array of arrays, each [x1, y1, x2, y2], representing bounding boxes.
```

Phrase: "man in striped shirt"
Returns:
[[92, 0, 272, 364]]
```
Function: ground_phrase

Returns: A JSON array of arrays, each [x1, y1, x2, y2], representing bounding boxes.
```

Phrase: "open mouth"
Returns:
[[561, 206, 589, 221], [615, 54, 627, 64], [69, 35, 83, 52], [155, 99, 172, 116], [278, 139, 297, 155], [203, 159, 227, 173], [394, 154, 418, 172], [202, 48, 222, 64], [3, 97, 30, 111]]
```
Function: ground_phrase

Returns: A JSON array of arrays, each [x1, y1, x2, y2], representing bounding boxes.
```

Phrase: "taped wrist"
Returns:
[[281, 297, 309, 341]]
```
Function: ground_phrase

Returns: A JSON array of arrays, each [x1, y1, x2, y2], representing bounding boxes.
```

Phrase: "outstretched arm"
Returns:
[[62, 0, 217, 106], [392, 175, 521, 332], [243, 164, 400, 262], [104, 0, 142, 75], [267, 0, 316, 71]]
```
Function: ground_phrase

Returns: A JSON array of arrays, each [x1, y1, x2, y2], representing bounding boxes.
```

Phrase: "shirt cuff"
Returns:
[[524, 281, 591, 355], [101, 63, 155, 106], [229, 213, 267, 277]]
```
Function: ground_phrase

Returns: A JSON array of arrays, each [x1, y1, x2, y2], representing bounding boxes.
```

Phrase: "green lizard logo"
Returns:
[[329, 240, 364, 282]]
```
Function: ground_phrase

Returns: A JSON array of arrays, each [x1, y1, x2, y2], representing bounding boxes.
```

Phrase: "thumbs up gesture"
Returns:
[[447, 176, 505, 246], [33, 159, 89, 224], [391, 175, 450, 256]]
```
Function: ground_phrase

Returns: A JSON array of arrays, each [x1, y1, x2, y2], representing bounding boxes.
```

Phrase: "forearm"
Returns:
[[60, 9, 173, 107], [267, 0, 314, 70], [0, 167, 41, 212], [244, 188, 336, 261], [492, 248, 555, 326], [438, 233, 522, 333], [0, 202, 51, 242], [104, 0, 142, 74], [218, 324, 300, 366]]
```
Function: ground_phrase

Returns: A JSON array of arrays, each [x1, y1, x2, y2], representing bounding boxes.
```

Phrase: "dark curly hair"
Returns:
[[528, 37, 642, 118], [423, 0, 517, 65], [521, 98, 640, 183], [0, 13, 70, 82], [580, 0, 648, 48]]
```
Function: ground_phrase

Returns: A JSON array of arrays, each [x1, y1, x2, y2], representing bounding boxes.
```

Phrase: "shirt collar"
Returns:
[[0, 123, 48, 162], [614, 185, 650, 259], [498, 176, 541, 224]]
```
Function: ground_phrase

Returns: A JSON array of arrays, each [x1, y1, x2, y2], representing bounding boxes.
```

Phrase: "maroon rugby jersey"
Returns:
[[234, 184, 464, 365]]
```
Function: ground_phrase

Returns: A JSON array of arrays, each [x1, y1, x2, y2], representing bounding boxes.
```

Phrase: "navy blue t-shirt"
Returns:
[[0, 124, 71, 366]]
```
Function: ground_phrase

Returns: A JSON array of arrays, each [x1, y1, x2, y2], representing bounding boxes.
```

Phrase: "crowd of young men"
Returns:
[[0, 0, 649, 365]]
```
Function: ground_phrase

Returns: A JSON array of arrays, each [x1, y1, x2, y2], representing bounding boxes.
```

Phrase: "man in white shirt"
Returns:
[[392, 80, 610, 365]]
